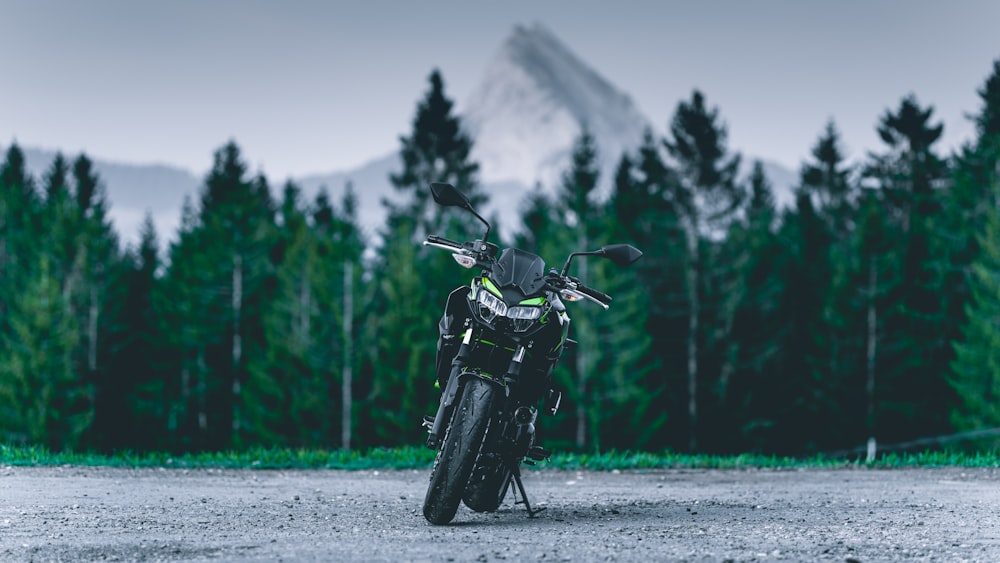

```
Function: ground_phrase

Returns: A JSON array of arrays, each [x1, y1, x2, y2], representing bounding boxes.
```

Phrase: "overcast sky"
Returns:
[[2, 0, 999, 181]]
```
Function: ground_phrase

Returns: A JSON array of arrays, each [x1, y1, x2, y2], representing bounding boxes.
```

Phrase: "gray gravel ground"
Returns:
[[1, 464, 999, 562]]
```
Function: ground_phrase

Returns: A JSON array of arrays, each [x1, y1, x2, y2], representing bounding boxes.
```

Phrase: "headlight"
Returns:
[[477, 290, 508, 323], [508, 306, 542, 332], [472, 279, 545, 331]]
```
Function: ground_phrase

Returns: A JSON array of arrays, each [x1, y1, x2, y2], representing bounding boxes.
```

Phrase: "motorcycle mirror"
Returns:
[[430, 182, 471, 209], [599, 244, 643, 267], [560, 244, 643, 277], [429, 182, 493, 244]]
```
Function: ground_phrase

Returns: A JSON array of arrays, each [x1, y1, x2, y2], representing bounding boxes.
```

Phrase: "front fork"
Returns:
[[426, 327, 476, 449], [425, 334, 547, 516], [426, 327, 531, 447]]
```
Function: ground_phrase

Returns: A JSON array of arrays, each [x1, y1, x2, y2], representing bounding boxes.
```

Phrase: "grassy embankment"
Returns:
[[2, 444, 999, 470]]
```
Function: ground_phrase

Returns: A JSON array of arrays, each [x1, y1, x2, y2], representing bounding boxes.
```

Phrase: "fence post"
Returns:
[[866, 437, 877, 462]]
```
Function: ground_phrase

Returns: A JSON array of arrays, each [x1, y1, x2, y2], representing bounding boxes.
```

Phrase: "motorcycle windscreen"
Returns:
[[491, 248, 547, 297]]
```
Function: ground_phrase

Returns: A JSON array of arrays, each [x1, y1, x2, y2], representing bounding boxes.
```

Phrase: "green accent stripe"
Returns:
[[475, 338, 516, 352], [518, 297, 546, 306], [482, 277, 502, 297]]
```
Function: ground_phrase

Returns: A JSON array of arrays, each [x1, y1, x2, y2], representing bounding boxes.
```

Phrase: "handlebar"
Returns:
[[425, 235, 463, 249], [544, 273, 612, 309], [576, 284, 612, 305], [564, 275, 612, 305], [426, 239, 615, 309]]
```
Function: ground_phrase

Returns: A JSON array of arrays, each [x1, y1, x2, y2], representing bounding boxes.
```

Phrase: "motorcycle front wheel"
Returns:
[[422, 376, 499, 525], [463, 459, 511, 513]]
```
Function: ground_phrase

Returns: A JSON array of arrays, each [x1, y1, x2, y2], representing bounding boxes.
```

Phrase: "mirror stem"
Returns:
[[560, 250, 602, 277], [468, 207, 491, 243]]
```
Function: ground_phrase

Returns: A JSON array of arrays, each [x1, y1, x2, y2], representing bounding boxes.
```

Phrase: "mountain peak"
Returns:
[[503, 22, 633, 117], [462, 23, 649, 192]]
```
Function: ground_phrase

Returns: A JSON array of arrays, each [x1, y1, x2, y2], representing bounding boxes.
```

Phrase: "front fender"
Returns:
[[447, 370, 505, 408]]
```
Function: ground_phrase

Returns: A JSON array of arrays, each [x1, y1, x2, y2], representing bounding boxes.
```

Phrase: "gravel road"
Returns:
[[1, 464, 998, 562]]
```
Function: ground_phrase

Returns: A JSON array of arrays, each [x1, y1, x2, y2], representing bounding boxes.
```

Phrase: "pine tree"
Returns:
[[717, 162, 785, 452], [976, 60, 1000, 138], [850, 189, 901, 450], [609, 134, 684, 450], [583, 202, 656, 452], [156, 197, 207, 450], [512, 138, 654, 452], [514, 184, 556, 254], [41, 153, 80, 319], [69, 154, 123, 451], [663, 90, 742, 452], [867, 95, 946, 233], [367, 211, 435, 445], [949, 185, 1000, 435], [158, 141, 275, 450], [939, 60, 1000, 351], [0, 144, 41, 355], [0, 151, 108, 450], [771, 187, 840, 453], [331, 186, 365, 449], [244, 182, 306, 446], [801, 120, 854, 234], [0, 255, 87, 449], [557, 129, 601, 449], [0, 144, 45, 445], [0, 144, 41, 300], [389, 68, 482, 235], [43, 153, 71, 203], [366, 69, 484, 445], [946, 59, 1000, 437], [107, 215, 166, 450], [586, 258, 657, 451], [245, 181, 365, 448], [761, 123, 857, 453], [863, 95, 950, 442]]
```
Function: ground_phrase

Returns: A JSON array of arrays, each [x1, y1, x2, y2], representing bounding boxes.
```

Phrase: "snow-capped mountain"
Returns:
[[302, 22, 796, 239], [461, 23, 650, 194], [11, 23, 797, 247]]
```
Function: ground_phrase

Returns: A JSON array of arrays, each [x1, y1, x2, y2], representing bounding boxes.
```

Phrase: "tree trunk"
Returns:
[[87, 280, 99, 413], [866, 258, 878, 444], [197, 349, 208, 433], [178, 347, 190, 442], [685, 219, 699, 452], [231, 254, 243, 438], [298, 261, 311, 349], [342, 262, 354, 450], [716, 249, 744, 405], [88, 283, 98, 373]]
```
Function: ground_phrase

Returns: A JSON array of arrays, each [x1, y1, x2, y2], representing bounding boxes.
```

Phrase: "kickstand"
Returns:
[[508, 460, 545, 517]]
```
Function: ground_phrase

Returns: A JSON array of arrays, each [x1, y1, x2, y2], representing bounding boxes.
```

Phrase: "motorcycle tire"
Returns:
[[463, 460, 511, 513], [422, 376, 498, 525]]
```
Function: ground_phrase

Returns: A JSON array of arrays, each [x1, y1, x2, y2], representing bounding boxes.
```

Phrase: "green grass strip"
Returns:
[[0, 445, 437, 470], [3, 444, 999, 470]]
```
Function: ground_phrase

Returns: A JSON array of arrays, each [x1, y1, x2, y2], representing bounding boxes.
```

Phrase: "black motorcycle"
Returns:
[[420, 182, 642, 525]]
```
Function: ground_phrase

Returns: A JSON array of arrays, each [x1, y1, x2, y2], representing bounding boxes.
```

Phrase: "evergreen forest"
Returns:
[[4, 62, 1000, 457]]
